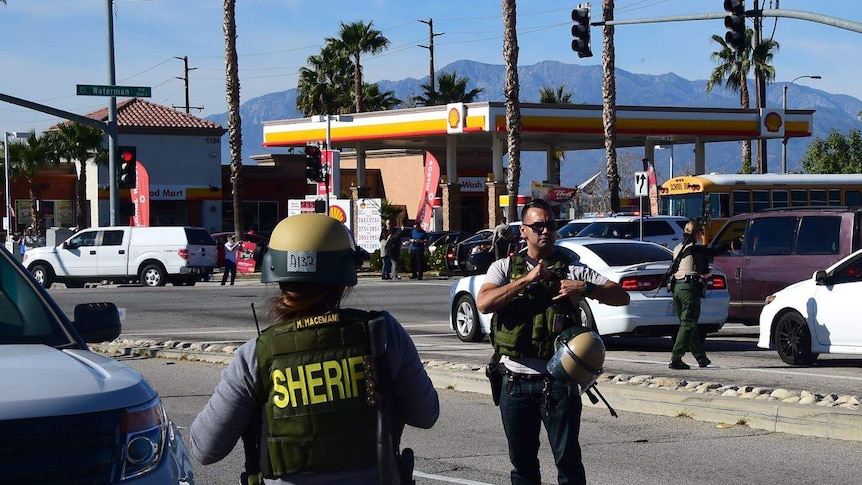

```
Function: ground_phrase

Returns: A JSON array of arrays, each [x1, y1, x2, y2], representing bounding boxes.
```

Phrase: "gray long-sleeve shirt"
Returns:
[[190, 310, 439, 484]]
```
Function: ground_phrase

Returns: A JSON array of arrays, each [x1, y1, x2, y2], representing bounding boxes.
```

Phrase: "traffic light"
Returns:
[[117, 146, 137, 189], [571, 4, 592, 59], [304, 145, 323, 183], [724, 0, 746, 52], [313, 199, 326, 214]]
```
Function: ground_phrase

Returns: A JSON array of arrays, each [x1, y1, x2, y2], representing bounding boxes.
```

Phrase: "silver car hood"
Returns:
[[0, 345, 156, 420]]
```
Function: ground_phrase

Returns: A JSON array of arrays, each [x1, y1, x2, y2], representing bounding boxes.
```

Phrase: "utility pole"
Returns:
[[172, 56, 204, 114], [418, 19, 444, 95]]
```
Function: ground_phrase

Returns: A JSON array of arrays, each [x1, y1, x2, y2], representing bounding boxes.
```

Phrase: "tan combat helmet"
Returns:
[[546, 326, 605, 393], [261, 213, 357, 286]]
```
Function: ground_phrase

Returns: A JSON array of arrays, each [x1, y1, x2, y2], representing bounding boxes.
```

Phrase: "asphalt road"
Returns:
[[47, 276, 862, 399], [124, 356, 862, 485]]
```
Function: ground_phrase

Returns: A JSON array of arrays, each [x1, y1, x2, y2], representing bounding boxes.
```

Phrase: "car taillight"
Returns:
[[619, 274, 662, 291], [446, 249, 455, 260], [709, 275, 727, 290], [178, 248, 189, 260], [120, 398, 167, 480]]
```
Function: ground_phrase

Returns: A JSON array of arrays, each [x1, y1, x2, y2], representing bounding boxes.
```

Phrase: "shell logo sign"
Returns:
[[446, 103, 464, 134], [329, 204, 347, 223], [760, 109, 785, 138]]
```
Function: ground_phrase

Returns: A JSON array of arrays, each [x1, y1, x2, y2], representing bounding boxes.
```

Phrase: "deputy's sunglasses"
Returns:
[[522, 221, 557, 234]]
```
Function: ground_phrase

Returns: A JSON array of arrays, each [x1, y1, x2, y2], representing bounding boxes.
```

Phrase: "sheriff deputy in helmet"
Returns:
[[477, 199, 629, 485], [190, 214, 440, 484]]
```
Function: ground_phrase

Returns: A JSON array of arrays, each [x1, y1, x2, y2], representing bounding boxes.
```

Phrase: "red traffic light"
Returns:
[[120, 150, 135, 162]]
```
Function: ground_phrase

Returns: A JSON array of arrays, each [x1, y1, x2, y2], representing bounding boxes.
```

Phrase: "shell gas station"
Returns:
[[261, 102, 813, 233]]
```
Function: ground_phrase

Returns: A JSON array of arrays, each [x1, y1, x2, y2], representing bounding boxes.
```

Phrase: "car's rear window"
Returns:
[[185, 228, 217, 245], [582, 242, 672, 266], [577, 222, 637, 239]]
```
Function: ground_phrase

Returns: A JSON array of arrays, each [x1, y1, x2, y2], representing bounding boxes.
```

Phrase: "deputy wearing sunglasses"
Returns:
[[477, 199, 629, 485]]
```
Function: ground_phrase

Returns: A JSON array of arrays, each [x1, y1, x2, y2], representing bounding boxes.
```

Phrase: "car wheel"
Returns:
[[454, 294, 483, 342], [140, 264, 167, 287], [578, 300, 599, 335], [774, 312, 817, 366], [31, 264, 55, 289]]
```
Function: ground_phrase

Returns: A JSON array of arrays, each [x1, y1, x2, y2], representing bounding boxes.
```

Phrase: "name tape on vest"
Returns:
[[296, 312, 340, 329]]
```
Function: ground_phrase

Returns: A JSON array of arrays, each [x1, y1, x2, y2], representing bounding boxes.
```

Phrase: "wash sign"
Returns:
[[459, 177, 486, 192]]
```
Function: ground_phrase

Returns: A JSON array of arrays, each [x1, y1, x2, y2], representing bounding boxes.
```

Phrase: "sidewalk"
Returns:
[[91, 339, 862, 443]]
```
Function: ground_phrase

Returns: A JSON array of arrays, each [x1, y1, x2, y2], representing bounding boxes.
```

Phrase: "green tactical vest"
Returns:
[[254, 308, 380, 478], [492, 250, 580, 360]]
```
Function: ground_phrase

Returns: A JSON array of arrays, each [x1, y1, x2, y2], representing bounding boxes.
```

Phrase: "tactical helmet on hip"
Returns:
[[546, 326, 605, 393], [261, 213, 357, 286]]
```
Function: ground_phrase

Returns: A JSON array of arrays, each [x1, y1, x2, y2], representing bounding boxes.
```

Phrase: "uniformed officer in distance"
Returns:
[[477, 199, 629, 485], [668, 219, 712, 370], [190, 213, 440, 484]]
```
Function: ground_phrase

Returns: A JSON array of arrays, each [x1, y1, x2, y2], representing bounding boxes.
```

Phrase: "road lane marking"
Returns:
[[413, 471, 494, 485]]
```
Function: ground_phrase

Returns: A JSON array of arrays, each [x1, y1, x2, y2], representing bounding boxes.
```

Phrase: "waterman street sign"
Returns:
[[76, 84, 152, 98]]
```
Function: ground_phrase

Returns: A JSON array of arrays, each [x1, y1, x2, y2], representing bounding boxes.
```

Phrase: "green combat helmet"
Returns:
[[261, 213, 357, 286]]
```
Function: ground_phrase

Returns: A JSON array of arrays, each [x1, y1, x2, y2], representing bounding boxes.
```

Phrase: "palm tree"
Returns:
[[539, 84, 573, 104], [502, 0, 521, 223], [602, 0, 621, 212], [539, 85, 573, 185], [224, 0, 243, 237], [328, 20, 390, 114], [44, 123, 106, 229], [413, 71, 483, 106], [296, 43, 354, 116], [7, 134, 54, 237], [707, 28, 780, 174], [360, 83, 402, 112]]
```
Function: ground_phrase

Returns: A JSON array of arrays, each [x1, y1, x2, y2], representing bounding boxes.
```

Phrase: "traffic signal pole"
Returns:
[[107, 0, 119, 226], [593, 10, 862, 35]]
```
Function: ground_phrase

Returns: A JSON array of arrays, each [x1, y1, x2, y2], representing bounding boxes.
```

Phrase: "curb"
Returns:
[[424, 366, 862, 442], [91, 341, 862, 442]]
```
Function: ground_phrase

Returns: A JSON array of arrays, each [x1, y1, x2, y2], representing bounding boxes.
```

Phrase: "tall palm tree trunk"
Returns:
[[502, 0, 521, 223], [602, 0, 621, 212], [740, 82, 753, 173], [76, 172, 87, 228], [224, 0, 243, 236], [354, 53, 363, 113], [29, 184, 43, 236]]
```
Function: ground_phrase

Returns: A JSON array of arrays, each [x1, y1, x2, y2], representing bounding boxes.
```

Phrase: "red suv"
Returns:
[[709, 207, 862, 324]]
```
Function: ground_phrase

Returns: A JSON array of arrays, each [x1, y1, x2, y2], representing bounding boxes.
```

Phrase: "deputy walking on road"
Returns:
[[477, 199, 629, 485], [190, 213, 439, 484], [668, 219, 712, 370]]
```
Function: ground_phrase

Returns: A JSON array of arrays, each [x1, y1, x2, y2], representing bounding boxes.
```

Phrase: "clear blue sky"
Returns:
[[1, 0, 860, 138]]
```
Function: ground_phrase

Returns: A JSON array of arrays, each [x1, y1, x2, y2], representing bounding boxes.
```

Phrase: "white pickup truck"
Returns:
[[23, 226, 217, 288]]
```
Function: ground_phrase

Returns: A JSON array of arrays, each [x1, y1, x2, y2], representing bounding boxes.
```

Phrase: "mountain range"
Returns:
[[207, 59, 862, 190]]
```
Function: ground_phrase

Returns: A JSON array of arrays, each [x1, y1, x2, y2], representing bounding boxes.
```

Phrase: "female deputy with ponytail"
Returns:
[[190, 213, 439, 484]]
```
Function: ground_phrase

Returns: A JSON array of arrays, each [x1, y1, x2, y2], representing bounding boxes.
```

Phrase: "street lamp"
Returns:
[[4, 131, 32, 242], [656, 144, 675, 179], [782, 75, 821, 173]]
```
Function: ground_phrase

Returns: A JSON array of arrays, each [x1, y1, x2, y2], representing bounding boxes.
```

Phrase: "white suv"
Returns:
[[575, 215, 689, 248]]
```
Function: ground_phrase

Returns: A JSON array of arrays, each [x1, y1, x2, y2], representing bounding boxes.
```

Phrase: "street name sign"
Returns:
[[76, 84, 152, 98]]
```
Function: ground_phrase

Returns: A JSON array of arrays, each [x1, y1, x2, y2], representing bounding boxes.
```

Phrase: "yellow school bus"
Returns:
[[659, 174, 862, 241]]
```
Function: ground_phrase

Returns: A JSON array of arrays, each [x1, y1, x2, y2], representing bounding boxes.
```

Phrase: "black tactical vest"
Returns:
[[254, 308, 380, 478], [492, 250, 580, 360]]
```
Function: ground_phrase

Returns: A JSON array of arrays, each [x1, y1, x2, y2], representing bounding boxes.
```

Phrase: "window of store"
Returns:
[[222, 201, 279, 233]]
